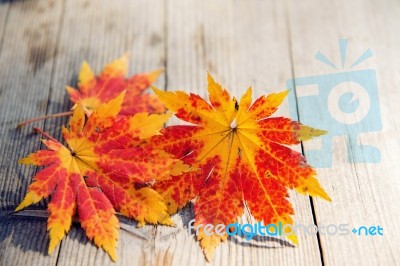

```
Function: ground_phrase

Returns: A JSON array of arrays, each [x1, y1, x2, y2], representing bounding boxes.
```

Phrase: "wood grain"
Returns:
[[0, 0, 63, 211], [287, 0, 400, 264], [0, 1, 9, 50], [0, 0, 399, 265], [156, 1, 322, 266], [0, 0, 65, 263], [47, 0, 167, 264], [0, 215, 57, 266]]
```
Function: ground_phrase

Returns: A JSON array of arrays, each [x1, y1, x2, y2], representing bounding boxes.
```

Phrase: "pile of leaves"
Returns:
[[16, 56, 330, 262]]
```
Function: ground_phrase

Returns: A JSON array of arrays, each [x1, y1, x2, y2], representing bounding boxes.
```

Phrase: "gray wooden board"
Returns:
[[287, 0, 400, 264], [0, 0, 63, 211], [0, 0, 65, 262], [42, 0, 168, 265], [0, 1, 9, 51], [156, 1, 321, 265], [0, 214, 58, 266], [0, 0, 399, 265]]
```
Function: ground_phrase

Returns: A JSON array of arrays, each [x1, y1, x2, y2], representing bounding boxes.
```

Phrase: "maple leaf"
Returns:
[[15, 93, 186, 261], [16, 55, 164, 128], [150, 74, 331, 261], [66, 54, 165, 115]]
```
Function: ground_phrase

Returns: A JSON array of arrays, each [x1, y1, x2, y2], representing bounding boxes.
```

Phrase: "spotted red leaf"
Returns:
[[150, 74, 331, 260], [16, 93, 188, 261], [66, 55, 165, 115]]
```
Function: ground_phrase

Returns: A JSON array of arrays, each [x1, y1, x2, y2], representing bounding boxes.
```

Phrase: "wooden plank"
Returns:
[[42, 0, 166, 140], [0, 215, 58, 266], [0, 0, 64, 264], [154, 1, 323, 265], [287, 0, 400, 264], [0, 2, 10, 51], [48, 0, 166, 264], [0, 0, 63, 210], [54, 216, 156, 266], [2, 0, 398, 265]]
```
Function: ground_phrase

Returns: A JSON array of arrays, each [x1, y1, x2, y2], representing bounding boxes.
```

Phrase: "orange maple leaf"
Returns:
[[16, 55, 164, 128], [15, 93, 187, 261], [151, 74, 331, 261], [66, 55, 165, 115]]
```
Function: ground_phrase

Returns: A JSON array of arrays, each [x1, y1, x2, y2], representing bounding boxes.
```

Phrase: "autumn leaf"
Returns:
[[150, 74, 331, 261], [15, 93, 187, 261], [17, 55, 164, 128], [66, 54, 165, 115]]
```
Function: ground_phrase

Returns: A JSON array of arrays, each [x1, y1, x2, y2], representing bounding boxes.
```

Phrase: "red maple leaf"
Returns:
[[66, 55, 165, 116], [16, 93, 188, 261], [150, 74, 331, 260], [17, 55, 165, 128]]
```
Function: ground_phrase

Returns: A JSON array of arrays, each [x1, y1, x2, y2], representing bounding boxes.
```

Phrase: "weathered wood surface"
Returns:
[[0, 0, 399, 265]]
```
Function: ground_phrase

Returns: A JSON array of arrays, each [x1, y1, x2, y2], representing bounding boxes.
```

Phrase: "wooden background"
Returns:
[[0, 0, 399, 265]]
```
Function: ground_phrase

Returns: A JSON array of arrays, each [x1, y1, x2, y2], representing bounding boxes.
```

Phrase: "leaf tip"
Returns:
[[148, 69, 163, 83], [78, 61, 95, 87], [14, 204, 24, 212], [246, 86, 253, 94], [15, 193, 39, 212], [319, 191, 332, 202], [48, 240, 57, 255], [206, 72, 216, 84], [204, 249, 215, 262], [65, 85, 78, 94], [319, 129, 329, 136], [280, 89, 290, 98], [287, 233, 299, 246], [18, 156, 31, 165], [108, 249, 118, 262], [151, 86, 162, 95]]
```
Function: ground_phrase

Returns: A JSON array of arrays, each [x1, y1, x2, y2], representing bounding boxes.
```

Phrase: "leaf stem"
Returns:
[[16, 111, 73, 128], [33, 127, 58, 142]]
